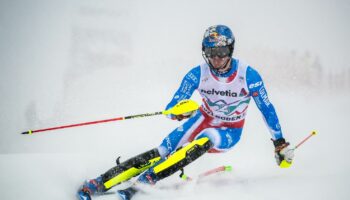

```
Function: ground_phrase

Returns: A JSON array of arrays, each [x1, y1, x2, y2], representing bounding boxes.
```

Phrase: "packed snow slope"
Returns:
[[1, 0, 349, 200]]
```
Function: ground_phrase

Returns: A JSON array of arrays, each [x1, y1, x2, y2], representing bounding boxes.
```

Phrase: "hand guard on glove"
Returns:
[[273, 138, 294, 167]]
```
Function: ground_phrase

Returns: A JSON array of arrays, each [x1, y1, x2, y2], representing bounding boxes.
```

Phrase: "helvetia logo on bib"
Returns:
[[200, 89, 237, 97], [200, 88, 248, 97]]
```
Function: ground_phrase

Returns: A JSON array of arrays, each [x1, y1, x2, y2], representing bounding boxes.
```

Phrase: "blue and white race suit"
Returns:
[[157, 58, 283, 157]]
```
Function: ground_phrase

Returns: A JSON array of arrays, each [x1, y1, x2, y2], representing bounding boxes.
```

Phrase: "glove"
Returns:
[[273, 138, 294, 167], [172, 111, 196, 121]]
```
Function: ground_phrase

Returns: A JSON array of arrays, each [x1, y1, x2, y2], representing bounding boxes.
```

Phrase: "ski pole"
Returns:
[[21, 99, 199, 135], [293, 130, 317, 150], [279, 130, 317, 168]]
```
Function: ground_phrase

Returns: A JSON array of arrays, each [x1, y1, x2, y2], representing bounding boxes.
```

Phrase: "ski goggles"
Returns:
[[203, 46, 231, 58]]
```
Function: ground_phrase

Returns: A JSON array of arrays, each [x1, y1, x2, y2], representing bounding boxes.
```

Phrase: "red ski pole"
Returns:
[[21, 112, 161, 135], [279, 130, 317, 168], [293, 130, 317, 150], [21, 99, 199, 135]]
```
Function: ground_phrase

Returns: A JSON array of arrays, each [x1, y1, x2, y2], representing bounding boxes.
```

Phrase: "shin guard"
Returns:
[[102, 148, 161, 190], [153, 137, 212, 180]]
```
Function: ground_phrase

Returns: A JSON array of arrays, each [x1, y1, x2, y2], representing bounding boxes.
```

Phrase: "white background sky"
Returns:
[[0, 0, 349, 200]]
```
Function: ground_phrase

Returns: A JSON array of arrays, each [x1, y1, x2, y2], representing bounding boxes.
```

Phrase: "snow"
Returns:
[[1, 0, 350, 200]]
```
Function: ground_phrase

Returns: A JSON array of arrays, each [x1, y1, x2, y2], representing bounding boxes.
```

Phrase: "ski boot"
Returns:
[[77, 177, 105, 200], [77, 189, 91, 200], [117, 186, 139, 200]]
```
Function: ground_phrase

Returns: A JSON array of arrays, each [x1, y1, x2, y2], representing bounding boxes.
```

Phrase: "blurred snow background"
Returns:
[[0, 0, 349, 199]]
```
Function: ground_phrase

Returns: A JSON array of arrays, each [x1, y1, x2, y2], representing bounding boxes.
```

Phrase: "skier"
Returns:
[[77, 25, 294, 200]]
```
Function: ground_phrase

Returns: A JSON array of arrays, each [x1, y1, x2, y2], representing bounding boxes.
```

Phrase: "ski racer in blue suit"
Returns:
[[77, 25, 294, 200]]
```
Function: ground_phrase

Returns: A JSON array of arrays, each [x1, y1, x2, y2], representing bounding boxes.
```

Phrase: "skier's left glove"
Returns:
[[273, 138, 294, 167]]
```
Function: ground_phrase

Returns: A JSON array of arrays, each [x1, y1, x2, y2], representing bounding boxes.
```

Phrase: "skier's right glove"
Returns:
[[273, 138, 294, 167], [168, 111, 195, 121]]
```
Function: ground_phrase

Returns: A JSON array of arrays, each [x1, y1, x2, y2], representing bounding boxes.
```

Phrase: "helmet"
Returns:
[[201, 25, 235, 75], [202, 25, 235, 55]]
